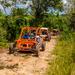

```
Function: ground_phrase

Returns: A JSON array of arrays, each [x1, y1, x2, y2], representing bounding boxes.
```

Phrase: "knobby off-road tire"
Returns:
[[32, 44, 39, 57], [47, 37, 51, 41], [47, 34, 51, 41], [9, 42, 17, 55], [41, 43, 46, 51]]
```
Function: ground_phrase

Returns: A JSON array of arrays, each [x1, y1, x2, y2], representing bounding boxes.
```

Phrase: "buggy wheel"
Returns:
[[47, 38, 51, 41], [34, 49, 39, 57], [33, 45, 39, 57], [8, 42, 17, 54], [41, 43, 45, 51], [13, 50, 18, 56], [47, 36, 51, 41]]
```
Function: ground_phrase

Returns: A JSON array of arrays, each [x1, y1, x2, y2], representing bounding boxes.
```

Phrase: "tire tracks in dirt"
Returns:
[[0, 37, 57, 75]]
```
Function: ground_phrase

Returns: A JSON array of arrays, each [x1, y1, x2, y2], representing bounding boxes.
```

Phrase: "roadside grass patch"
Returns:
[[46, 32, 75, 75], [0, 42, 9, 48]]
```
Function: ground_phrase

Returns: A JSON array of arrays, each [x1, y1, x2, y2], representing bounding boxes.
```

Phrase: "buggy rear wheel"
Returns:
[[41, 43, 46, 51]]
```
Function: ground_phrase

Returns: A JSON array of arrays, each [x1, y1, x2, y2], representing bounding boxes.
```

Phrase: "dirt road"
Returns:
[[0, 38, 57, 75]]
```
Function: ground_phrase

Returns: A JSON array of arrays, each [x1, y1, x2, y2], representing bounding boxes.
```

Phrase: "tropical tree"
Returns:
[[26, 0, 63, 26], [31, 0, 63, 18], [0, 0, 11, 14], [66, 0, 75, 30], [66, 0, 75, 14]]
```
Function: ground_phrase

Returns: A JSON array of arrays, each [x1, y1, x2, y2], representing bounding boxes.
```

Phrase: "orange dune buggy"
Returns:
[[9, 27, 46, 56]]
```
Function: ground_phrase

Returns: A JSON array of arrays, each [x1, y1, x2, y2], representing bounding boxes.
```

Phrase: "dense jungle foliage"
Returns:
[[0, 0, 74, 44]]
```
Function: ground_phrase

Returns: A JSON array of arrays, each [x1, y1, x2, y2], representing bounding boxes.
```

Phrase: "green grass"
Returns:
[[46, 32, 75, 75], [0, 42, 9, 48]]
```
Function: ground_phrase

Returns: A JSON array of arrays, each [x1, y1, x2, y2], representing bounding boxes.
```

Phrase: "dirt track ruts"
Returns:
[[0, 37, 57, 75]]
